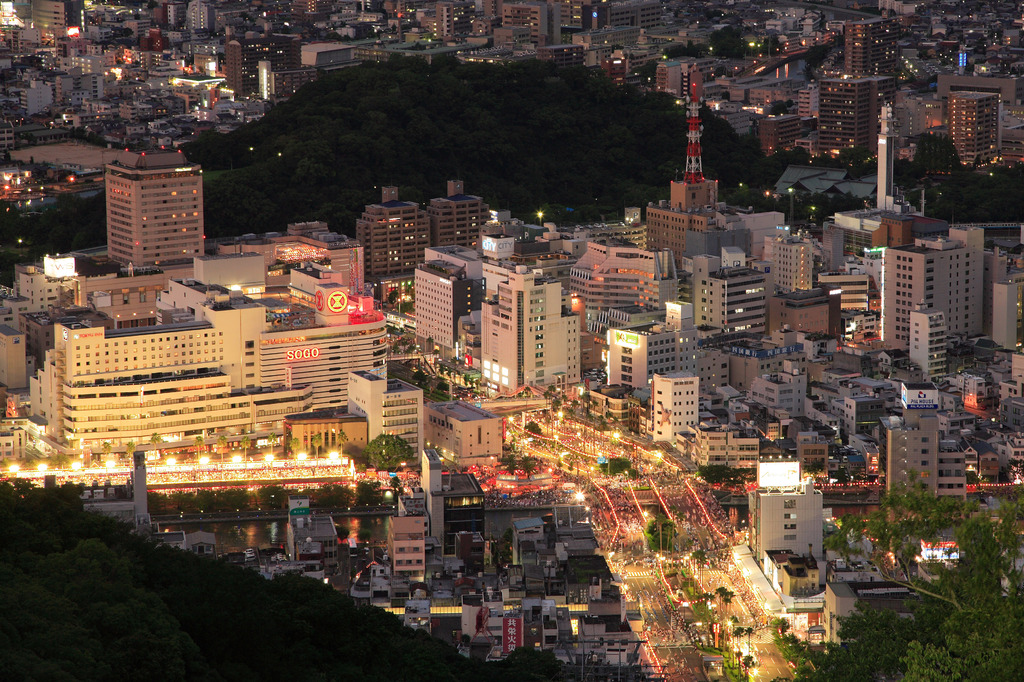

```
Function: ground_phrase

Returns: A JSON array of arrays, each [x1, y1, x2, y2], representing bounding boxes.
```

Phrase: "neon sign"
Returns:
[[327, 290, 348, 313], [285, 347, 321, 361]]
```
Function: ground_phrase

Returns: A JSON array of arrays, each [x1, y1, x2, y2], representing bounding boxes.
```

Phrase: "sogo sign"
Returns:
[[285, 347, 321, 361]]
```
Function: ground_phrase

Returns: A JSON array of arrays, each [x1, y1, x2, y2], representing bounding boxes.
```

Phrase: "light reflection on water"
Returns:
[[159, 515, 392, 553]]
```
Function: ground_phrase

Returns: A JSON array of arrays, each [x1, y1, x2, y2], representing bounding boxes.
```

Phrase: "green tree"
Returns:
[[645, 514, 676, 552], [816, 484, 1024, 681], [125, 440, 136, 465], [524, 421, 543, 436], [193, 435, 204, 460], [336, 429, 348, 456], [217, 435, 228, 461], [355, 479, 384, 506], [241, 434, 252, 460], [257, 485, 287, 509], [364, 433, 414, 470]]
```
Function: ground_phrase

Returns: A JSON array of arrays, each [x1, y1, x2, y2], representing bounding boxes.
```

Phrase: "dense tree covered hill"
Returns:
[[0, 481, 560, 681], [184, 57, 757, 238]]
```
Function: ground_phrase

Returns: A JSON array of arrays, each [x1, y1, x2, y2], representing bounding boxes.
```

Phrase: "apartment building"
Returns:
[[817, 76, 895, 154], [692, 254, 768, 334], [948, 91, 999, 164], [105, 149, 203, 267], [843, 17, 899, 77], [224, 34, 301, 95], [426, 180, 489, 250], [908, 305, 947, 379], [355, 186, 431, 280], [763, 234, 813, 293], [480, 267, 580, 393], [388, 513, 428, 581], [882, 230, 983, 349]]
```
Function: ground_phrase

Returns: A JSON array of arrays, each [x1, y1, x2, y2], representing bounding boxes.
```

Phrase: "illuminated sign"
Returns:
[[481, 236, 514, 254], [285, 347, 321, 361], [67, 26, 80, 38], [327, 290, 348, 313], [758, 460, 801, 488], [901, 383, 938, 409], [174, 167, 194, 172], [613, 330, 640, 348], [263, 336, 307, 345], [921, 540, 959, 561], [315, 290, 325, 311], [44, 256, 77, 279], [502, 617, 523, 654]]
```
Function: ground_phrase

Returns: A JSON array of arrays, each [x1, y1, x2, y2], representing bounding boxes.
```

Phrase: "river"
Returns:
[[158, 507, 557, 553], [159, 514, 392, 553]]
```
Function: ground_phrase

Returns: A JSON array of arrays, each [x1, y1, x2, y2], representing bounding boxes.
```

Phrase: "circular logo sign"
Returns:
[[326, 290, 349, 313], [314, 290, 325, 311]]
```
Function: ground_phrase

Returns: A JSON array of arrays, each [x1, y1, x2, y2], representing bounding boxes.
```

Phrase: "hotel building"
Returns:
[[105, 149, 204, 267]]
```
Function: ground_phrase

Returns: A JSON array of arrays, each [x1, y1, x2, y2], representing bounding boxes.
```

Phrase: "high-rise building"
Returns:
[[649, 371, 699, 442], [817, 76, 895, 154], [884, 382, 965, 498], [763, 234, 813, 293], [569, 240, 678, 330], [749, 479, 823, 578], [991, 271, 1024, 349], [908, 305, 947, 379], [843, 17, 899, 77], [948, 91, 999, 165], [882, 230, 983, 349], [105, 149, 204, 267], [480, 267, 580, 393], [692, 254, 768, 334], [426, 180, 489, 249], [224, 34, 300, 96], [355, 186, 431, 280]]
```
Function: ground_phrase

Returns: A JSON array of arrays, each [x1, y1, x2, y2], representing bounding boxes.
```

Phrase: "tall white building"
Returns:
[[763, 234, 814, 293], [605, 322, 698, 390], [480, 267, 580, 393], [749, 479, 824, 583], [348, 371, 423, 455], [649, 372, 699, 442], [882, 229, 983, 349], [909, 305, 947, 379], [692, 255, 768, 333], [991, 271, 1024, 349]]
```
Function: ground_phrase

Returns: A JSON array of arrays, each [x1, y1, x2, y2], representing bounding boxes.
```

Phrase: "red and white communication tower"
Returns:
[[682, 82, 704, 184]]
